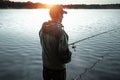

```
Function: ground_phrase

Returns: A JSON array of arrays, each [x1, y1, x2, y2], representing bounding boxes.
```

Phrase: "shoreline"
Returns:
[[0, 1, 120, 9]]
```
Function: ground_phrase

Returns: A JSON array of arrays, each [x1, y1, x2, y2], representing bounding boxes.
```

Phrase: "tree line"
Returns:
[[0, 0, 120, 9], [0, 0, 47, 9]]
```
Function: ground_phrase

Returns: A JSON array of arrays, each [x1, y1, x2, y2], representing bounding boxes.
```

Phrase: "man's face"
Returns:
[[59, 13, 64, 23]]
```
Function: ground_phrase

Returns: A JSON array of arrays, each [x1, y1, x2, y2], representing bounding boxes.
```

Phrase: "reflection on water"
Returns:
[[0, 9, 120, 80]]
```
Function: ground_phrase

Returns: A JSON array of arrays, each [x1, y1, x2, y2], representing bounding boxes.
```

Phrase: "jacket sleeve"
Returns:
[[58, 30, 72, 64]]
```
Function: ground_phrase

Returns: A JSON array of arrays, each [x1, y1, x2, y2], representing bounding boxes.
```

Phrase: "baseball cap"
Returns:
[[50, 5, 67, 15]]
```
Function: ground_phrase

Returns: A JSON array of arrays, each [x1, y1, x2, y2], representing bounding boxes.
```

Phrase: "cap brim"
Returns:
[[63, 10, 67, 14]]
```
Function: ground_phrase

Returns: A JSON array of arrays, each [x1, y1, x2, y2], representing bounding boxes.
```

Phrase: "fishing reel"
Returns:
[[71, 44, 76, 51]]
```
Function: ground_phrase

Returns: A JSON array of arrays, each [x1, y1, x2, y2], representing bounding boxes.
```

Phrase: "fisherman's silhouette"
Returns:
[[39, 5, 72, 80]]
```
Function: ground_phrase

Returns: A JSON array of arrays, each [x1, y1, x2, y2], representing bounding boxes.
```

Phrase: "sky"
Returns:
[[10, 0, 120, 4]]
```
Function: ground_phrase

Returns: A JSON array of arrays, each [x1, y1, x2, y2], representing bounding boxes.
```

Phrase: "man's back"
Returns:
[[39, 21, 69, 70]]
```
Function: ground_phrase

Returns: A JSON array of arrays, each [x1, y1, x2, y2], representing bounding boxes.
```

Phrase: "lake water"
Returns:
[[0, 9, 120, 80]]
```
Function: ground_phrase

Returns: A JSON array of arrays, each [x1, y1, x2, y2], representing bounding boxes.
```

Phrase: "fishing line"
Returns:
[[72, 52, 110, 80], [70, 28, 120, 80]]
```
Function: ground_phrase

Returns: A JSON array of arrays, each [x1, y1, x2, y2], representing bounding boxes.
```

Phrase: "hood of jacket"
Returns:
[[41, 21, 64, 37]]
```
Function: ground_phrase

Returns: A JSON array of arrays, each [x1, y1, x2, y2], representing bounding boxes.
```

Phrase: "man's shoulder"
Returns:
[[41, 21, 64, 37]]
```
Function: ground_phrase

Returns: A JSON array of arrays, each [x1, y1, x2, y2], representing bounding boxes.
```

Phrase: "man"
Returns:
[[39, 5, 72, 80]]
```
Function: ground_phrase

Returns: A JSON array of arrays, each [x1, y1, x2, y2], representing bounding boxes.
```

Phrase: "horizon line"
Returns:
[[2, 0, 120, 5]]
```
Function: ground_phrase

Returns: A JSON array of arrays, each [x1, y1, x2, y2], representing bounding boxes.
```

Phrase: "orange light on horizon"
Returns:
[[44, 4, 54, 8], [31, 0, 61, 4]]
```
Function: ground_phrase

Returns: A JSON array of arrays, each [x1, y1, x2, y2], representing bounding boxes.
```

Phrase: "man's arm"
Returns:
[[58, 32, 72, 64]]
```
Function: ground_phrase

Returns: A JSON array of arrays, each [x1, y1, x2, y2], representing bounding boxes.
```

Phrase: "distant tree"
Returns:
[[0, 0, 9, 2]]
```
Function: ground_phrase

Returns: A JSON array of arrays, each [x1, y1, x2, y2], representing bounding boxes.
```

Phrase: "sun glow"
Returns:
[[32, 0, 63, 4], [32, 0, 64, 8]]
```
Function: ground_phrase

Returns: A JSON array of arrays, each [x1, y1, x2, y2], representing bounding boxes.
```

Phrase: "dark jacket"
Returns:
[[39, 21, 71, 70]]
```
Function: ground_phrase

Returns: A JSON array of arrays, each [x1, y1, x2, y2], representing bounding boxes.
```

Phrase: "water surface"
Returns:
[[0, 9, 120, 80]]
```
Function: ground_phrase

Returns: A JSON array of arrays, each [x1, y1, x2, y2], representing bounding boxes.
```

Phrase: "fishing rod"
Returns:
[[70, 28, 120, 80], [69, 28, 119, 51]]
